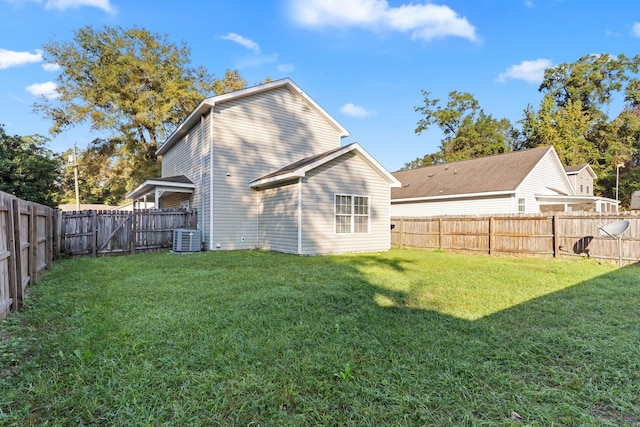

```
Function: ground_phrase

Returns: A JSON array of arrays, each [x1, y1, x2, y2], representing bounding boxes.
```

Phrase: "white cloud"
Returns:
[[288, 0, 477, 42], [0, 48, 43, 69], [496, 58, 552, 84], [340, 103, 375, 117], [632, 22, 640, 38], [42, 62, 60, 71], [220, 33, 261, 54], [26, 81, 59, 99], [277, 63, 295, 73], [45, 0, 116, 13]]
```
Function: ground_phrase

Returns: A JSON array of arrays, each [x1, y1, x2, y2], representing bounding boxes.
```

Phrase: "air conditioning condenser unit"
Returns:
[[172, 229, 201, 253]]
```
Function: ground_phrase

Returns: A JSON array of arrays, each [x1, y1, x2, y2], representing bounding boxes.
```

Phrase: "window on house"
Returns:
[[335, 194, 369, 234], [518, 198, 525, 213], [586, 186, 590, 194], [580, 184, 584, 193]]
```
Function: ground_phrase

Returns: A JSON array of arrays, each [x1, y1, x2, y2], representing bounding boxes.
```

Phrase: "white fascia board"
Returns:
[[249, 171, 306, 189], [392, 190, 516, 203], [296, 143, 400, 186], [126, 180, 195, 200]]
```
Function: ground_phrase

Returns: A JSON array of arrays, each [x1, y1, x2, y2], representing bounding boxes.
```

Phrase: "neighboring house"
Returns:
[[391, 146, 618, 217], [564, 164, 596, 196], [631, 191, 640, 214], [127, 78, 400, 255]]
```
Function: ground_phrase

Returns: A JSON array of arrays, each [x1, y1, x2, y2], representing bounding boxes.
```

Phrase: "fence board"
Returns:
[[0, 191, 54, 318], [59, 209, 197, 258], [392, 213, 640, 266]]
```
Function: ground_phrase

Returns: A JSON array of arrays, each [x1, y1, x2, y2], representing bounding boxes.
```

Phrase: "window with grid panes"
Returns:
[[335, 194, 369, 234]]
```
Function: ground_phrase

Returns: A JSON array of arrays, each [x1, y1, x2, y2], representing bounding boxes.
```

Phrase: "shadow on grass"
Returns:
[[1, 250, 638, 426]]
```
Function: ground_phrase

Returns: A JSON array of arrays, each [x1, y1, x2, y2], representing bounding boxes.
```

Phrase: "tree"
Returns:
[[36, 25, 249, 200], [411, 90, 515, 166], [0, 125, 61, 207], [519, 53, 640, 204]]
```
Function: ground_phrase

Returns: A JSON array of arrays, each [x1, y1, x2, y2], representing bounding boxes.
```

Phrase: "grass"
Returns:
[[0, 249, 638, 426]]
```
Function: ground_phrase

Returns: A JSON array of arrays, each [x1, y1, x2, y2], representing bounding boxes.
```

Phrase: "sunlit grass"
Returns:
[[342, 249, 616, 320], [0, 249, 638, 426]]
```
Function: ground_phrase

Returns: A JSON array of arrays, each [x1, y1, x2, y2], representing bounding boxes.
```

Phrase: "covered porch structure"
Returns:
[[126, 175, 195, 209]]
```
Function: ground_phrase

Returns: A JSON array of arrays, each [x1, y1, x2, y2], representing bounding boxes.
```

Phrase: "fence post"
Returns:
[[398, 218, 404, 248], [45, 209, 53, 269], [6, 198, 18, 313], [488, 216, 494, 256], [29, 204, 37, 284], [55, 210, 62, 259], [438, 217, 444, 250], [130, 210, 136, 255], [91, 210, 98, 258], [552, 214, 559, 258], [11, 199, 23, 310]]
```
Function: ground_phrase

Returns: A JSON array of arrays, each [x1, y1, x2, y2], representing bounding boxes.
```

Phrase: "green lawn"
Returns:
[[1, 249, 638, 426]]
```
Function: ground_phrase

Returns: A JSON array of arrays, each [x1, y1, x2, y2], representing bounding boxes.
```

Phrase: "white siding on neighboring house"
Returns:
[[210, 86, 343, 250], [391, 194, 514, 217], [515, 151, 574, 213], [301, 152, 391, 254], [258, 182, 299, 253]]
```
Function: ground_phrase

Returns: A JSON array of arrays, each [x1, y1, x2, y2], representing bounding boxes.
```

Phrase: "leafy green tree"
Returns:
[[519, 53, 640, 204], [0, 125, 61, 207], [36, 25, 249, 199], [412, 90, 515, 167]]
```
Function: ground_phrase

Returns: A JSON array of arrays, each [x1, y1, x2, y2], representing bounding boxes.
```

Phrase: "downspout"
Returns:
[[298, 177, 302, 254], [200, 116, 205, 246], [209, 106, 215, 250]]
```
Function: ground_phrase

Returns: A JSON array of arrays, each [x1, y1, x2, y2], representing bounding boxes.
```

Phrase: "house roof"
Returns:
[[157, 78, 349, 156], [392, 146, 556, 201], [250, 143, 401, 189], [126, 175, 195, 200], [564, 164, 597, 178]]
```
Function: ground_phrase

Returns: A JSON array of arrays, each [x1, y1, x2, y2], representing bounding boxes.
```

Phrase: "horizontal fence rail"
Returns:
[[58, 209, 198, 258], [391, 213, 640, 266], [0, 191, 55, 319]]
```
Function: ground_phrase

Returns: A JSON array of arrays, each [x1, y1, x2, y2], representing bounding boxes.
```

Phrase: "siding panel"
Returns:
[[210, 87, 342, 250], [258, 182, 299, 253], [301, 152, 391, 254]]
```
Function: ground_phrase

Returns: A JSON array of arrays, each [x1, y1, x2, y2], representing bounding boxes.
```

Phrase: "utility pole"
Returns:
[[615, 163, 624, 204], [73, 144, 80, 210]]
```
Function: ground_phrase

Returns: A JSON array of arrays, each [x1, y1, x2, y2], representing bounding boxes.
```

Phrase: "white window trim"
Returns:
[[334, 193, 370, 235]]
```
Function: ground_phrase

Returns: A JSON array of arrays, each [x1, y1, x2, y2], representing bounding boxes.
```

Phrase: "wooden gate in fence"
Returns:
[[0, 191, 55, 320], [58, 209, 198, 258], [391, 214, 640, 266]]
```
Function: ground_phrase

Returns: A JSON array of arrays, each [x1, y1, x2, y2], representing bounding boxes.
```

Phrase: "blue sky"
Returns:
[[1, 0, 639, 172]]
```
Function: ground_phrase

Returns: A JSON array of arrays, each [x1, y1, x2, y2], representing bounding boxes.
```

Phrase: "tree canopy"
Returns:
[[405, 90, 514, 169], [37, 25, 249, 203], [0, 125, 61, 207], [410, 53, 640, 208], [518, 53, 640, 205]]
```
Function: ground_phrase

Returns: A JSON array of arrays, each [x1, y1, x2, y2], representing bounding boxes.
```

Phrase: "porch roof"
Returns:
[[126, 175, 195, 201]]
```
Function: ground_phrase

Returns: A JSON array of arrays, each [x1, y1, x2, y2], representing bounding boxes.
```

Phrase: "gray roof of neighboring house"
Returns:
[[391, 146, 554, 200]]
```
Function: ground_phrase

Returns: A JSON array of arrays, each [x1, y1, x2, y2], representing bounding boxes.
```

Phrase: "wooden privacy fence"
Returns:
[[58, 209, 197, 258], [391, 214, 640, 266], [0, 191, 55, 320]]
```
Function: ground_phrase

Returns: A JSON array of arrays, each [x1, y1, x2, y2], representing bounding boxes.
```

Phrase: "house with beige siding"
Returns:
[[126, 78, 400, 254], [391, 146, 618, 217]]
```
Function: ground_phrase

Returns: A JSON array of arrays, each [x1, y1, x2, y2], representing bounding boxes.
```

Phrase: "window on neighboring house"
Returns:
[[580, 184, 584, 193], [335, 194, 369, 234], [586, 186, 590, 194], [518, 198, 525, 213]]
